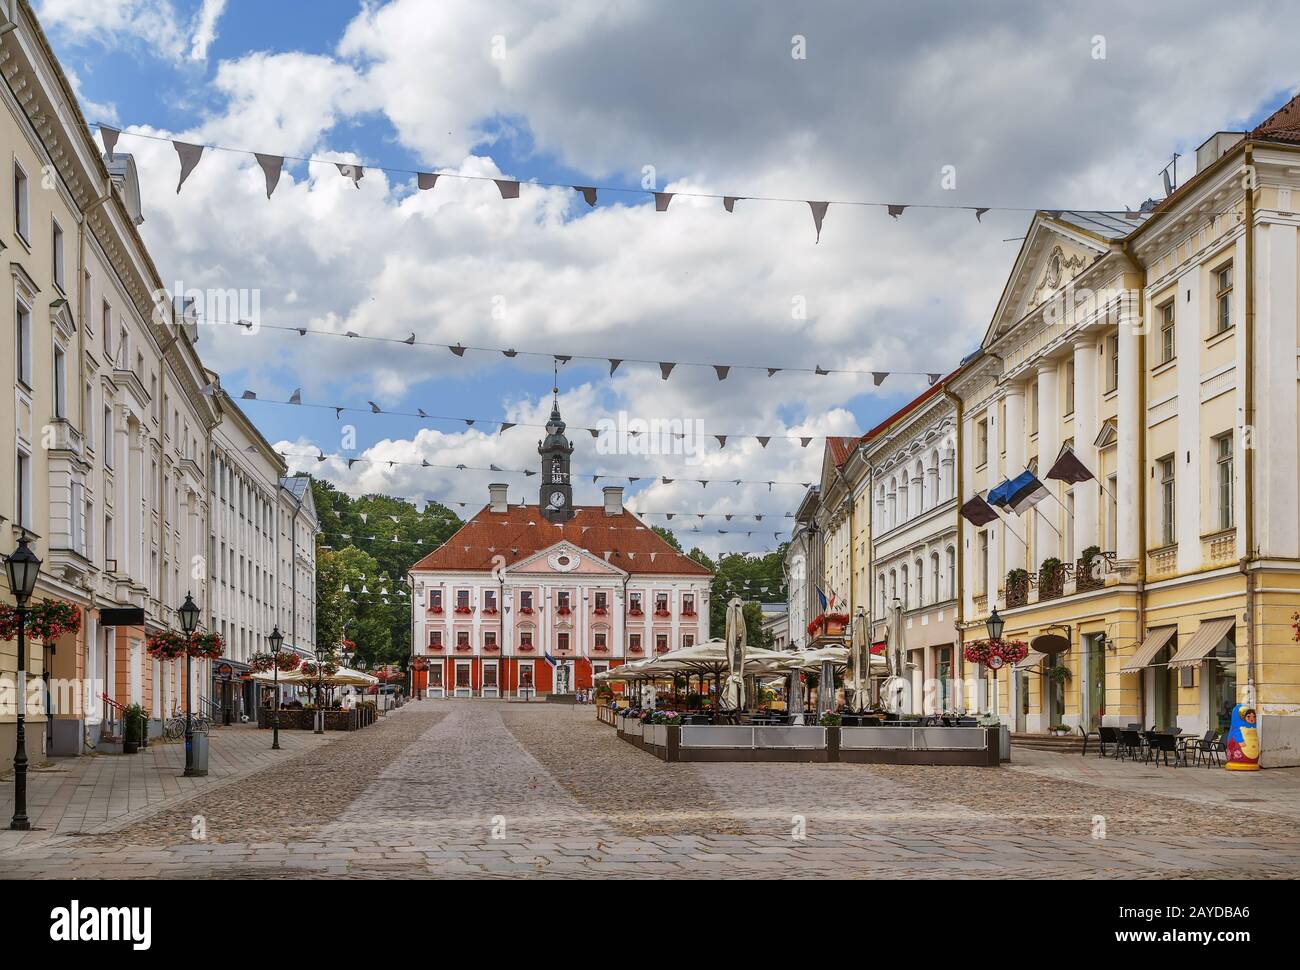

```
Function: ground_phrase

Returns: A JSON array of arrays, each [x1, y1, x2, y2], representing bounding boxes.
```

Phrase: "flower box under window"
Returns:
[[629, 608, 644, 617], [593, 607, 608, 616], [653, 609, 671, 618], [455, 644, 472, 653], [482, 607, 499, 616], [429, 605, 444, 615], [454, 606, 473, 615], [680, 609, 696, 617], [557, 606, 572, 616], [518, 643, 534, 653], [519, 606, 534, 615]]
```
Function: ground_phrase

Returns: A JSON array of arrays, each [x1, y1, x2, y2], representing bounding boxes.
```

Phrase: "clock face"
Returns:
[[549, 490, 567, 508]]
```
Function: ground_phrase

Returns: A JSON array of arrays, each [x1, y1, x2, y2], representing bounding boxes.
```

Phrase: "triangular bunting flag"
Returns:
[[448, 344, 466, 357], [800, 437, 812, 447], [495, 179, 520, 199], [241, 390, 256, 400], [417, 172, 439, 190], [337, 163, 363, 187], [756, 436, 770, 448], [808, 201, 829, 242], [659, 362, 676, 380], [100, 125, 121, 161], [288, 388, 301, 405], [715, 435, 727, 448], [974, 207, 989, 222], [173, 141, 203, 193], [815, 365, 829, 376], [723, 196, 741, 212], [887, 204, 907, 219], [609, 359, 622, 375], [255, 154, 284, 198], [498, 423, 515, 434], [654, 192, 673, 211], [574, 186, 597, 206], [767, 368, 780, 377], [872, 372, 888, 387], [713, 365, 729, 381]]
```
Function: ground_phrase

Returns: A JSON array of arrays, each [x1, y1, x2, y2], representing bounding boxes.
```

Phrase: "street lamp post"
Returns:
[[314, 643, 326, 735], [178, 592, 201, 776], [268, 626, 283, 750], [5, 532, 41, 831], [985, 606, 1005, 718]]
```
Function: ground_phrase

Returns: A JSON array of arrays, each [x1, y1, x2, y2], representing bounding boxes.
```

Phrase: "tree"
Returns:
[[309, 478, 461, 662], [652, 526, 682, 552], [705, 549, 788, 642]]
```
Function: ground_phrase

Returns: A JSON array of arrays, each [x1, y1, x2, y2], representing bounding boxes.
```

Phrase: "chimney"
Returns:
[[488, 483, 509, 513], [603, 486, 623, 516]]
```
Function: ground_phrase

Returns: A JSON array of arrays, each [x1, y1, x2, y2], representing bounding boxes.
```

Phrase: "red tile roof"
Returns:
[[826, 436, 856, 468], [1253, 91, 1300, 144], [409, 504, 713, 576]]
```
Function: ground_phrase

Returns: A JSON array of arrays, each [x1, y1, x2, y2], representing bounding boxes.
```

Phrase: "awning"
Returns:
[[1167, 618, 1235, 670], [1016, 650, 1047, 671], [1120, 626, 1176, 673]]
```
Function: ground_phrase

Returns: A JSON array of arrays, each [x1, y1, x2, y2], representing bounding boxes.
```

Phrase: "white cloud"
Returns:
[[189, 0, 228, 61], [63, 0, 1300, 552]]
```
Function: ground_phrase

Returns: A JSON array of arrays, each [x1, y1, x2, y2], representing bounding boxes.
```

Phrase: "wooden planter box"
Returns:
[[257, 706, 376, 731]]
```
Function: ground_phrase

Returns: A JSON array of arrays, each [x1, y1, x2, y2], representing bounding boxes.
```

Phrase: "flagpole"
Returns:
[[994, 510, 1030, 548]]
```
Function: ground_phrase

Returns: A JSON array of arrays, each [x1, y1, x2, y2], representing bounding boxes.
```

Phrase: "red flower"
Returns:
[[429, 606, 444, 614]]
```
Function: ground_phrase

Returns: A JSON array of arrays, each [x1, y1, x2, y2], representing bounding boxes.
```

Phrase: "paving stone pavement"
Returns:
[[1, 698, 1298, 879]]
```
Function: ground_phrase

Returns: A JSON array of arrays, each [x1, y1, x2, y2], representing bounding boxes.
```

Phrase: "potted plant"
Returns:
[[1048, 664, 1071, 686], [123, 703, 148, 754], [1038, 558, 1065, 600], [1076, 545, 1104, 591], [819, 711, 842, 727], [1004, 568, 1030, 608], [1049, 723, 1071, 736]]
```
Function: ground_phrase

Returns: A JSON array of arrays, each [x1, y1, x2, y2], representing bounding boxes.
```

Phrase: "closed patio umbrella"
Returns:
[[720, 598, 747, 713], [882, 598, 908, 715], [850, 608, 870, 713]]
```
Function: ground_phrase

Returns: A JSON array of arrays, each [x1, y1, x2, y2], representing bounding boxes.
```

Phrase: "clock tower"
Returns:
[[538, 388, 574, 523]]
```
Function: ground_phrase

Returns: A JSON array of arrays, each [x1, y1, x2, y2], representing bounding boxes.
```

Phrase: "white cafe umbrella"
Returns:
[[882, 597, 908, 714], [720, 597, 747, 712], [850, 608, 870, 713]]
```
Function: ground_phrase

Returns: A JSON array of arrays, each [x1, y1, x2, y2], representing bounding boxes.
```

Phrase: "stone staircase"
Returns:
[[1010, 732, 1087, 755]]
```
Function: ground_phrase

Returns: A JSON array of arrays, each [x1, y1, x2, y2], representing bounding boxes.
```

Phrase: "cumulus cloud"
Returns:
[[57, 0, 1300, 552]]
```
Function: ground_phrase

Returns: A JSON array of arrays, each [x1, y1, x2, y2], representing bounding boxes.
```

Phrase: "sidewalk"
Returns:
[[0, 723, 339, 851], [1009, 747, 1300, 821]]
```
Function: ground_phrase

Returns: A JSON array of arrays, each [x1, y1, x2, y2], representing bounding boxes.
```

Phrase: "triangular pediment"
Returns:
[[507, 540, 627, 577], [984, 215, 1110, 347]]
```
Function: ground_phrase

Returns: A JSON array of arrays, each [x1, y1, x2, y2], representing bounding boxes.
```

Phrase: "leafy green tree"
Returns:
[[652, 526, 683, 552], [308, 478, 461, 664]]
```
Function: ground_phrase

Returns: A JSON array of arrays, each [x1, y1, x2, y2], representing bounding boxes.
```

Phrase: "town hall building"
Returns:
[[407, 397, 713, 698]]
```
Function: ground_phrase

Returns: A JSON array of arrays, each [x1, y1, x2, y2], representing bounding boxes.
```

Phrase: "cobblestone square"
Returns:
[[2, 700, 1298, 879]]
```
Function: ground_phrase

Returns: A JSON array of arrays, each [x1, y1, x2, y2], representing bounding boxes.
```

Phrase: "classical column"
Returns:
[[1116, 313, 1141, 564], [1071, 335, 1100, 557], [1035, 361, 1061, 565], [940, 448, 954, 501], [926, 461, 939, 509], [1002, 385, 1026, 571]]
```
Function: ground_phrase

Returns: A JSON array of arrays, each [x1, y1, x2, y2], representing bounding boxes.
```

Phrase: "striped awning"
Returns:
[[1016, 650, 1048, 671], [1167, 618, 1235, 670], [1120, 626, 1176, 673]]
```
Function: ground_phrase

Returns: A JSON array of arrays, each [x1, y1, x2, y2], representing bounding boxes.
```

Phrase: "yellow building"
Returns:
[[953, 97, 1300, 765]]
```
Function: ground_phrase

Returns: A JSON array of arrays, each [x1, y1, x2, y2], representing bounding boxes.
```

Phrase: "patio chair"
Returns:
[[1092, 726, 1119, 758], [1180, 730, 1214, 766], [1146, 731, 1183, 766], [1118, 729, 1144, 761], [1080, 724, 1099, 756]]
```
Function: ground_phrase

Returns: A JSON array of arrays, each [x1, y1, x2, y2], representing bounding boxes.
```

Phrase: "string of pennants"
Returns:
[[228, 386, 870, 448], [200, 319, 945, 388], [276, 448, 815, 490], [326, 498, 790, 522], [93, 122, 1106, 245]]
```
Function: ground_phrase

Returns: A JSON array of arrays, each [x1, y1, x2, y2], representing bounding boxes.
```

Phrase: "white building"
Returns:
[[206, 387, 318, 720]]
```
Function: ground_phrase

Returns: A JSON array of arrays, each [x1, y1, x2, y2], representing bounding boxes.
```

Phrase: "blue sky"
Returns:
[[35, 0, 1300, 552]]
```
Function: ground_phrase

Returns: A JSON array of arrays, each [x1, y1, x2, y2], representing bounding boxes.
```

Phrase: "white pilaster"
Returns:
[[1071, 335, 1100, 556]]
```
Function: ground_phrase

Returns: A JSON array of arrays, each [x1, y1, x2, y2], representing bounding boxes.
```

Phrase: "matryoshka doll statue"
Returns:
[[1224, 705, 1260, 770]]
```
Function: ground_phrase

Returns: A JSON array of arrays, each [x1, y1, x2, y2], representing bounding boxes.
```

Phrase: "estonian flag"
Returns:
[[1046, 445, 1096, 484], [986, 479, 1015, 508], [960, 494, 1000, 526], [1000, 470, 1052, 514]]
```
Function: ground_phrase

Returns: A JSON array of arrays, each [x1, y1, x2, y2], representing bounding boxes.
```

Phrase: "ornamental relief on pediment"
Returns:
[[1031, 245, 1089, 306]]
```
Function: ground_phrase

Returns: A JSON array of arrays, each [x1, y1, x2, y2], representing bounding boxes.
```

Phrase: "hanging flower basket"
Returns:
[[300, 659, 339, 679], [964, 638, 1029, 670], [249, 650, 302, 673], [0, 599, 82, 642], [146, 630, 189, 661], [189, 632, 226, 660]]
